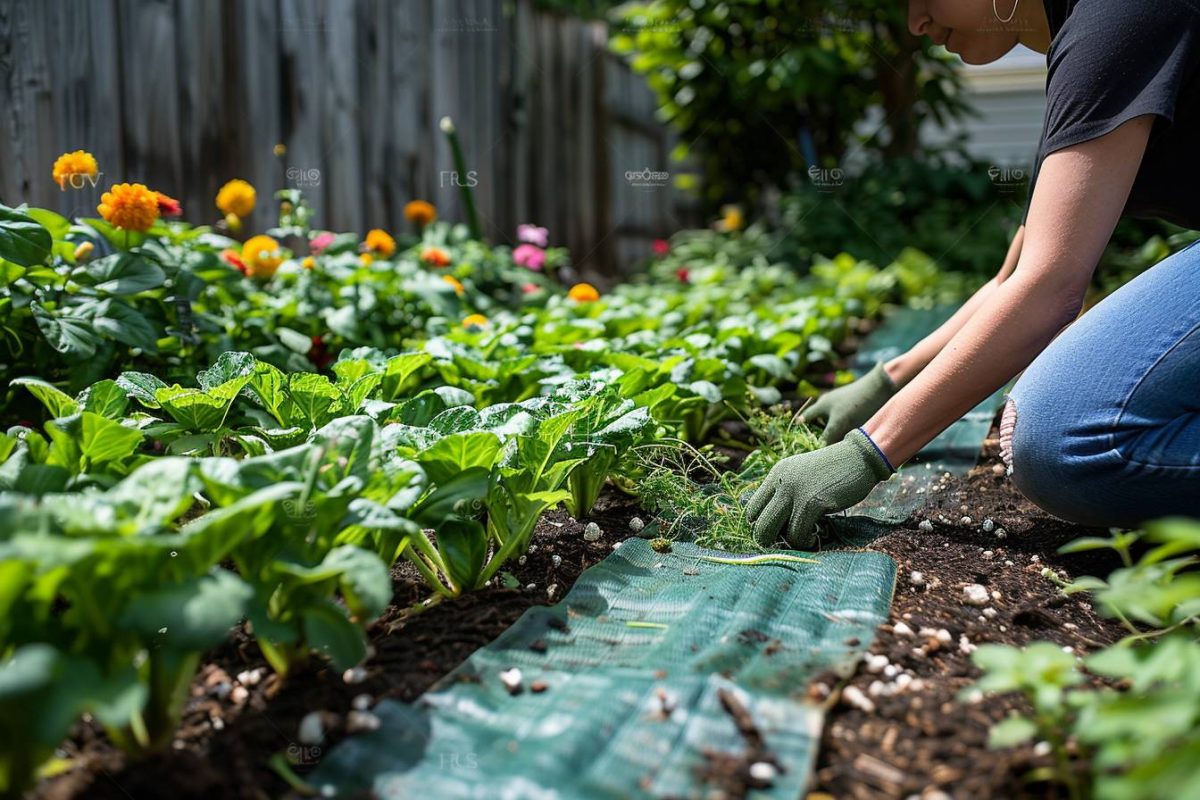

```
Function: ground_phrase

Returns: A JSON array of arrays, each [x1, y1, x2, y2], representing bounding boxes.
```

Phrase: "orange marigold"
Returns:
[[462, 313, 489, 329], [97, 183, 160, 232], [404, 200, 437, 226], [242, 234, 284, 279], [360, 253, 374, 267], [52, 150, 99, 190], [421, 246, 452, 267], [364, 228, 396, 257], [567, 282, 600, 302], [442, 275, 465, 295], [216, 178, 257, 218]]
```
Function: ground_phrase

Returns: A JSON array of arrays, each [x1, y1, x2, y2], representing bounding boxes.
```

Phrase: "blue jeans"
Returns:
[[1000, 239, 1200, 527]]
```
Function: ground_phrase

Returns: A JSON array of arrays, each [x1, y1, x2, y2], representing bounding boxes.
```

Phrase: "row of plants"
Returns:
[[0, 149, 960, 796], [970, 518, 1200, 800]]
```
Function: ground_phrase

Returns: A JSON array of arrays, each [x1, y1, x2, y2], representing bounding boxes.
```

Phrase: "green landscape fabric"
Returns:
[[829, 305, 1009, 541], [310, 538, 897, 798]]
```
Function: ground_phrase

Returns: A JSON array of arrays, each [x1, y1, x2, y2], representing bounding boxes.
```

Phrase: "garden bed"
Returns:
[[38, 428, 1130, 800]]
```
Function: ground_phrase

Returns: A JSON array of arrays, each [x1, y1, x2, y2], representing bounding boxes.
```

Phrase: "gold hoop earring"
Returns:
[[994, 0, 1019, 24]]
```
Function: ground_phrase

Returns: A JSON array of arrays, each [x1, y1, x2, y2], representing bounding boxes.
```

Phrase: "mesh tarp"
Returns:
[[309, 539, 896, 799]]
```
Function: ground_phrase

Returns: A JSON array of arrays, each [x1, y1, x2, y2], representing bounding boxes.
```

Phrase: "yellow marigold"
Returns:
[[568, 282, 600, 302], [404, 200, 437, 226], [442, 275, 465, 295], [302, 256, 316, 270], [360, 253, 374, 266], [53, 150, 99, 190], [421, 246, 452, 267], [97, 183, 159, 232], [216, 178, 257, 218], [718, 205, 743, 233], [242, 234, 284, 279], [462, 313, 489, 329], [364, 228, 396, 257]]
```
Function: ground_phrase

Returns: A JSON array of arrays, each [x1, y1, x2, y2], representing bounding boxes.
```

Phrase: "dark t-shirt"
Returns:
[[1024, 0, 1200, 229]]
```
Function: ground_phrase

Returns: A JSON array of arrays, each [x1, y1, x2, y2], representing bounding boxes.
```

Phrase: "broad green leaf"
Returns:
[[302, 600, 366, 669], [321, 546, 391, 619], [381, 352, 434, 400], [78, 412, 142, 465], [107, 458, 199, 528], [155, 382, 243, 432], [82, 252, 166, 295], [0, 204, 52, 266], [32, 303, 100, 358], [285, 373, 346, 428], [197, 352, 257, 390], [91, 299, 159, 352], [437, 518, 488, 592], [116, 570, 252, 649], [78, 380, 130, 419], [988, 717, 1037, 749], [418, 432, 502, 487], [11, 377, 80, 418], [413, 467, 490, 526], [116, 371, 169, 408]]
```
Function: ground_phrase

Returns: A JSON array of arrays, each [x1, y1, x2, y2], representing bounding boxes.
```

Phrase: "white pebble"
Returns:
[[867, 680, 886, 698], [983, 607, 998, 618], [525, 583, 536, 592], [865, 654, 889, 673], [518, 555, 527, 566], [893, 621, 914, 637], [935, 629, 952, 644], [346, 710, 381, 733], [842, 685, 875, 713], [748, 761, 778, 783], [884, 664, 899, 678], [910, 571, 926, 587], [547, 583, 558, 599], [983, 550, 994, 559], [551, 554, 562, 568], [982, 518, 995, 533], [629, 517, 645, 533], [895, 673, 913, 690], [500, 668, 523, 693], [343, 666, 368, 685], [352, 694, 372, 711], [962, 584, 990, 606], [298, 712, 326, 745], [1004, 560, 1014, 567], [236, 668, 265, 686], [996, 528, 1007, 539], [230, 685, 249, 704], [959, 635, 977, 655], [1031, 554, 1041, 563], [583, 522, 602, 542], [1033, 741, 1053, 757], [210, 681, 232, 700], [960, 516, 973, 526], [918, 519, 934, 532]]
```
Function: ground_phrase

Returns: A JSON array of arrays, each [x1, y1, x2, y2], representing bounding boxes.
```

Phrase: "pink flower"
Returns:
[[517, 224, 549, 248], [513, 243, 546, 272], [653, 239, 670, 257], [310, 231, 336, 255], [521, 282, 540, 294]]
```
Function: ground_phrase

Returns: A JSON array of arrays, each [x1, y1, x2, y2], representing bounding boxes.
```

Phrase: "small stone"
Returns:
[[346, 710, 381, 734], [342, 666, 368, 685], [842, 685, 875, 713], [982, 518, 995, 533], [983, 550, 994, 559], [629, 517, 645, 533], [865, 654, 889, 673], [209, 681, 233, 700], [352, 694, 372, 711], [500, 668, 523, 695], [1033, 741, 1053, 757], [910, 571, 926, 587], [962, 584, 990, 606], [959, 635, 977, 655], [525, 583, 536, 592], [1004, 560, 1014, 566], [960, 516, 973, 526], [895, 673, 913, 690], [883, 664, 899, 678], [893, 621, 915, 637], [996, 528, 1007, 539], [551, 554, 562, 568], [867, 680, 886, 697], [298, 712, 326, 745], [992, 463, 1006, 476], [935, 629, 952, 644], [230, 685, 249, 704], [518, 555, 527, 566], [531, 680, 549, 693], [583, 522, 602, 542], [918, 520, 934, 532], [983, 607, 998, 618], [236, 668, 265, 686], [547, 583, 558, 599], [748, 762, 778, 783], [1031, 554, 1041, 563]]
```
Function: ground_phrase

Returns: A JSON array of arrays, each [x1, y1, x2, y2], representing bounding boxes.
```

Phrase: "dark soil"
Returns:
[[810, 433, 1128, 800], [38, 424, 1127, 800]]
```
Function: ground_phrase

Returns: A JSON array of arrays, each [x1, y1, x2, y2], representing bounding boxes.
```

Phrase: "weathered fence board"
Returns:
[[0, 0, 693, 273]]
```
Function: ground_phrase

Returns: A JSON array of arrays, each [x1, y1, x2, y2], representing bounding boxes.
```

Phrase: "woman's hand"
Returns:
[[745, 429, 894, 548], [802, 363, 896, 444]]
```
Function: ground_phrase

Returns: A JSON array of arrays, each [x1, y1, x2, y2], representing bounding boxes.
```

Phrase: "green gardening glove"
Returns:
[[745, 428, 894, 549], [802, 362, 897, 444]]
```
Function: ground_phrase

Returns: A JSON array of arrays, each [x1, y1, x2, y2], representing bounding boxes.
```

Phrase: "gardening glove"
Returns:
[[802, 362, 897, 444], [745, 428, 894, 549]]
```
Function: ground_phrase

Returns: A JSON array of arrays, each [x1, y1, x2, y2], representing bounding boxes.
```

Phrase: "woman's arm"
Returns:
[[865, 115, 1155, 465], [884, 226, 1025, 387]]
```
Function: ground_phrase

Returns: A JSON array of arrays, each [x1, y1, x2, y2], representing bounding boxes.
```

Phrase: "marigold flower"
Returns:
[[216, 178, 256, 218], [404, 200, 437, 227], [97, 183, 160, 232], [517, 224, 549, 248], [442, 275, 465, 295], [421, 246, 452, 267], [360, 253, 374, 266], [718, 205, 743, 233], [225, 212, 243, 233], [653, 239, 671, 257], [73, 241, 95, 262], [52, 150, 99, 190], [462, 313, 489, 329], [242, 235, 284, 279], [222, 249, 248, 275], [568, 283, 600, 302], [310, 231, 336, 254], [302, 256, 316, 270], [513, 244, 546, 272], [364, 228, 396, 257], [155, 191, 182, 217]]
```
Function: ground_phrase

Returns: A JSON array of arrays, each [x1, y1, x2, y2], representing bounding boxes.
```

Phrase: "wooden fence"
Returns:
[[0, 0, 696, 274]]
